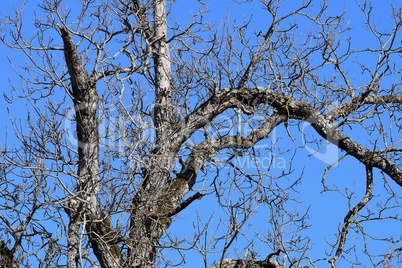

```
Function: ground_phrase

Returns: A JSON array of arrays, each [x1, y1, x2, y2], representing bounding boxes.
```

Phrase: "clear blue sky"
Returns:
[[0, 0, 401, 267]]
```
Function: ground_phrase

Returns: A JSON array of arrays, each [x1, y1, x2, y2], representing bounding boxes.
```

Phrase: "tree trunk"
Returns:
[[126, 1, 181, 266], [61, 27, 123, 268], [0, 240, 18, 268]]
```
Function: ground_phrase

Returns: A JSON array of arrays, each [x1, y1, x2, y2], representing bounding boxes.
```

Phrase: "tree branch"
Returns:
[[60, 26, 123, 268], [156, 192, 206, 219], [175, 87, 402, 187], [329, 165, 374, 267], [177, 112, 288, 188]]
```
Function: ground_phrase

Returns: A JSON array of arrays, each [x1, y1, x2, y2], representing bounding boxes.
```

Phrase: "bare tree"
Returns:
[[0, 0, 401, 267]]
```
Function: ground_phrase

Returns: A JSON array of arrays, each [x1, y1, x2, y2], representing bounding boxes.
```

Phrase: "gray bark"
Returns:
[[38, 22, 402, 268], [1, 0, 401, 267], [61, 27, 123, 268], [60, 8, 402, 267]]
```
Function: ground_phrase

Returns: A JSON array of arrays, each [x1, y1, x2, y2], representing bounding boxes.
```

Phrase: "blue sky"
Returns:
[[1, 0, 401, 267]]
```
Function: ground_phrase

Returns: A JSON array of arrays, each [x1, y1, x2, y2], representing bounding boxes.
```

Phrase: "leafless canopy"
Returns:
[[0, 0, 401, 267]]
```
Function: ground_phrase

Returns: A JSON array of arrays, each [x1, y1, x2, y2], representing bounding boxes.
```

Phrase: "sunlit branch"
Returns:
[[329, 165, 374, 267]]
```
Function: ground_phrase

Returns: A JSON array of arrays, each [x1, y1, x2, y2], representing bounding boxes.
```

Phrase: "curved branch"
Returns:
[[172, 87, 292, 149], [328, 165, 374, 267], [177, 113, 288, 188], [175, 87, 402, 188], [325, 89, 401, 121], [308, 111, 402, 187], [131, 0, 154, 42]]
